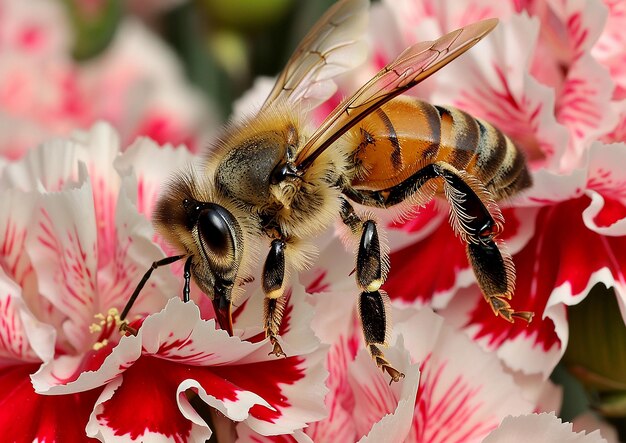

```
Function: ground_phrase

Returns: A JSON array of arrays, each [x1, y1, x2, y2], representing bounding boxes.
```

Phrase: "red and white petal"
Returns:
[[556, 54, 617, 169], [349, 345, 419, 443], [86, 376, 200, 443], [593, 0, 626, 99], [1, 136, 84, 192], [584, 142, 626, 234], [236, 425, 313, 443], [543, 0, 608, 61], [483, 412, 608, 443], [384, 217, 475, 309], [96, 171, 176, 316], [0, 270, 55, 365], [394, 307, 534, 442], [40, 297, 328, 437], [0, 188, 37, 300], [26, 174, 99, 353], [0, 363, 101, 442], [114, 136, 196, 219]]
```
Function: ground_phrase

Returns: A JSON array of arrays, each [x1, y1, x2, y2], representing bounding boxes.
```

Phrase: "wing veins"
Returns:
[[295, 18, 498, 170]]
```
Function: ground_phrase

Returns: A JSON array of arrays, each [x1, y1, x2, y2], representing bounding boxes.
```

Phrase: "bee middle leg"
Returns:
[[262, 238, 288, 357], [344, 162, 533, 323], [340, 198, 405, 383]]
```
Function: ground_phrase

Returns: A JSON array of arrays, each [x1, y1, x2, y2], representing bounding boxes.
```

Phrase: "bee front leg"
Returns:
[[262, 238, 288, 357], [341, 198, 404, 383], [119, 254, 188, 335]]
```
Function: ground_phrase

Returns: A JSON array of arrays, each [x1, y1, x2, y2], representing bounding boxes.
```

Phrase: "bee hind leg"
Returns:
[[433, 161, 534, 323], [343, 161, 533, 323], [262, 238, 289, 357], [340, 198, 404, 383]]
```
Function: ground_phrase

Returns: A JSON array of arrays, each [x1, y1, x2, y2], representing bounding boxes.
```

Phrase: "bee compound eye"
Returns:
[[196, 204, 239, 259]]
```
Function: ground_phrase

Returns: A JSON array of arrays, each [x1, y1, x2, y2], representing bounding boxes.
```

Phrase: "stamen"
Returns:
[[89, 308, 123, 351]]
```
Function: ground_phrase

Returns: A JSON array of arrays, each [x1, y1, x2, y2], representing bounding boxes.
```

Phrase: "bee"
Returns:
[[120, 0, 534, 383]]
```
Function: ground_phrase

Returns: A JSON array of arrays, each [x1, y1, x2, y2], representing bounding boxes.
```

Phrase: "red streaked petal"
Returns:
[[349, 346, 419, 442], [384, 219, 473, 308], [96, 172, 175, 317], [114, 137, 195, 220], [583, 191, 626, 234], [0, 363, 101, 442], [394, 308, 534, 442], [0, 189, 36, 293], [0, 273, 55, 365], [27, 177, 99, 353], [86, 357, 253, 442], [38, 296, 327, 437], [444, 195, 626, 376], [556, 54, 617, 169]]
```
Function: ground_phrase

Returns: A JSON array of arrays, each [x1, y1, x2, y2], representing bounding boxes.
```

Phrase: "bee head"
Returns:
[[153, 174, 246, 299]]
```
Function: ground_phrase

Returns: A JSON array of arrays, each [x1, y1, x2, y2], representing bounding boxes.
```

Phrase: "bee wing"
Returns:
[[295, 18, 498, 170], [261, 0, 369, 111]]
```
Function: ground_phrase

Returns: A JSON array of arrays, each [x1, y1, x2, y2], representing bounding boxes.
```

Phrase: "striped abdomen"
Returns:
[[347, 96, 531, 201]]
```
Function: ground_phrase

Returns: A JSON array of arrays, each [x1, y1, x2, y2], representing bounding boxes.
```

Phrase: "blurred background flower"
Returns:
[[0, 0, 625, 442]]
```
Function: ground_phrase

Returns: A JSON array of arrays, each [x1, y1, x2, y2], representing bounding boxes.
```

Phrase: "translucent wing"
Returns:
[[261, 0, 369, 110], [295, 18, 498, 170]]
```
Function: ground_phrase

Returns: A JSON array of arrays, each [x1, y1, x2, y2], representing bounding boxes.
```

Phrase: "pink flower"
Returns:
[[366, 0, 626, 381], [0, 0, 213, 160], [0, 123, 327, 441]]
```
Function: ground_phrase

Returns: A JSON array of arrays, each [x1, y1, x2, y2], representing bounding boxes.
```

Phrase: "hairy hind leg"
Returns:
[[344, 161, 533, 323]]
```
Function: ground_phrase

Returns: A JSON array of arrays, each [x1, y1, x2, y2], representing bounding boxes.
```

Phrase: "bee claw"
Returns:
[[268, 335, 287, 358]]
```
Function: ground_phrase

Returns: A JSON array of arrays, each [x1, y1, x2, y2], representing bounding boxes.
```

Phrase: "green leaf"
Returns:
[[63, 0, 122, 60]]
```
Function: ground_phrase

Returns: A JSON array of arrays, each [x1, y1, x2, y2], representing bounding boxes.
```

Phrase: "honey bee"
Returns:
[[120, 0, 534, 382]]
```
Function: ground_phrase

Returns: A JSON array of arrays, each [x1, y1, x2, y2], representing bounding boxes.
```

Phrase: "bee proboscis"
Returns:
[[120, 0, 534, 382]]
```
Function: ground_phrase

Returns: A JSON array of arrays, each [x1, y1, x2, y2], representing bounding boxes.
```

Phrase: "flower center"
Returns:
[[89, 307, 125, 350]]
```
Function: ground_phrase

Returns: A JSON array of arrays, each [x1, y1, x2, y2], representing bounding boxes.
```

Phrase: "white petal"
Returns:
[[0, 269, 55, 365], [483, 412, 608, 443], [352, 343, 420, 443], [26, 172, 99, 353], [394, 307, 534, 441], [573, 412, 620, 443], [114, 136, 196, 218]]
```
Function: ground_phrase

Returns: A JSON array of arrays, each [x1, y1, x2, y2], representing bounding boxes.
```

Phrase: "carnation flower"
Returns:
[[0, 0, 213, 160], [366, 0, 626, 383], [0, 123, 327, 441]]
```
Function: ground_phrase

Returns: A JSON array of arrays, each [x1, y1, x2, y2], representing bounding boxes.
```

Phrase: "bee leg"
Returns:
[[340, 198, 404, 383], [262, 238, 288, 357], [343, 162, 533, 323], [432, 161, 534, 323], [119, 254, 187, 333]]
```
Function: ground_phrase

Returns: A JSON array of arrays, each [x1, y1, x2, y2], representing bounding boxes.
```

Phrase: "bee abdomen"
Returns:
[[431, 103, 531, 200], [349, 98, 531, 200]]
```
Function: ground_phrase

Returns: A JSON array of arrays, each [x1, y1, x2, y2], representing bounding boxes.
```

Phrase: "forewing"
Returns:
[[261, 0, 369, 111], [295, 18, 498, 170]]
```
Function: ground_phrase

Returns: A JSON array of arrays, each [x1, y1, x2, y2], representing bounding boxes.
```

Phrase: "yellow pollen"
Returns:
[[93, 339, 109, 351], [90, 308, 123, 351]]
